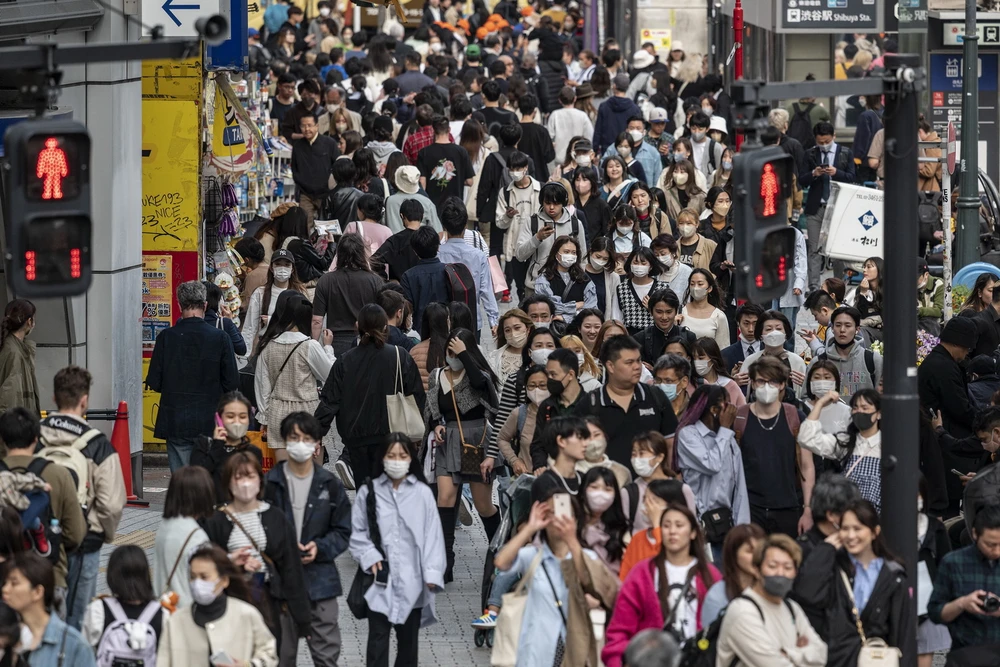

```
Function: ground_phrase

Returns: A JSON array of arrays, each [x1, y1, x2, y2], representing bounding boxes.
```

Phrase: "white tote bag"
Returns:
[[491, 550, 544, 667], [386, 346, 425, 442]]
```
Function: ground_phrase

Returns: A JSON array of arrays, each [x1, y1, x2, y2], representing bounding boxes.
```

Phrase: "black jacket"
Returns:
[[633, 324, 697, 365], [325, 185, 362, 227], [265, 462, 352, 601], [793, 543, 915, 667], [529, 388, 586, 469], [919, 417, 951, 518], [190, 438, 263, 503], [203, 504, 312, 635], [290, 135, 339, 195], [373, 228, 420, 281], [286, 237, 335, 284], [721, 340, 747, 374], [919, 345, 977, 439], [401, 258, 450, 333], [963, 304, 1000, 358], [315, 342, 425, 447], [800, 144, 856, 215]]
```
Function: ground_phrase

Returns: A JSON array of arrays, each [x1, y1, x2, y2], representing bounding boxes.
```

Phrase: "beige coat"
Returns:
[[156, 596, 277, 667], [560, 549, 621, 667]]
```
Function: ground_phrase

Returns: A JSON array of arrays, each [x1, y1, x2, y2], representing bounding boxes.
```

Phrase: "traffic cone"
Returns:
[[110, 401, 149, 507]]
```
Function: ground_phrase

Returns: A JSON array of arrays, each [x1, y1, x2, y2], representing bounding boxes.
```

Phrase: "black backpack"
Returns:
[[788, 103, 817, 151], [445, 263, 479, 331], [679, 594, 797, 667], [0, 459, 62, 566]]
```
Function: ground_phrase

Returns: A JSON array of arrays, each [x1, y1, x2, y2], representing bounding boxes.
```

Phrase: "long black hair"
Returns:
[[836, 388, 881, 464], [685, 267, 725, 309], [273, 206, 310, 250], [257, 290, 312, 354], [421, 302, 450, 373], [541, 235, 587, 284], [372, 434, 428, 484], [448, 328, 499, 388], [581, 467, 629, 564]]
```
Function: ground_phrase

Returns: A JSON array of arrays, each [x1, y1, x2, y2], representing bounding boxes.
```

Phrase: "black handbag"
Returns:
[[347, 479, 384, 619], [701, 506, 734, 544]]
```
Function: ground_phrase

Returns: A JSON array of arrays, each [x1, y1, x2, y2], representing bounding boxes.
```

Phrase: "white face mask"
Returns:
[[507, 329, 528, 349], [631, 264, 650, 278], [576, 353, 586, 369], [694, 359, 711, 377], [677, 224, 696, 239], [585, 436, 607, 460], [527, 388, 551, 405], [383, 459, 410, 480], [917, 497, 924, 512], [17, 625, 31, 653], [810, 379, 836, 396], [273, 266, 293, 283], [530, 348, 553, 365], [319, 6, 331, 15], [587, 489, 616, 513], [590, 256, 608, 269], [224, 421, 249, 440], [617, 146, 632, 159], [446, 355, 464, 371], [286, 440, 315, 463], [617, 224, 634, 235], [231, 479, 259, 503], [190, 579, 221, 606], [756, 384, 780, 405], [762, 330, 786, 348], [689, 286, 708, 301], [559, 253, 578, 268], [658, 253, 675, 268], [628, 129, 644, 143], [574, 154, 592, 167], [510, 169, 526, 182], [673, 171, 689, 186], [631, 456, 658, 478]]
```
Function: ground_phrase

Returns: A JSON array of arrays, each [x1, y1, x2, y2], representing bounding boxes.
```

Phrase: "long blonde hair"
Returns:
[[676, 54, 703, 84], [560, 334, 600, 378]]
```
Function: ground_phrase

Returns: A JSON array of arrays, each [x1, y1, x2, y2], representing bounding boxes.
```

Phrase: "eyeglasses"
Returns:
[[752, 379, 783, 389]]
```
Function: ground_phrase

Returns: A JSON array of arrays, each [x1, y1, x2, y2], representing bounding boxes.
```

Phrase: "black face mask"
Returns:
[[834, 337, 855, 350], [547, 377, 566, 397], [852, 411, 876, 431]]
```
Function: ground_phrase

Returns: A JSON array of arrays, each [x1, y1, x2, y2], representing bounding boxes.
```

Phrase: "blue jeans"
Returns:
[[65, 549, 100, 630], [166, 437, 198, 472], [22, 491, 48, 530], [487, 567, 521, 609]]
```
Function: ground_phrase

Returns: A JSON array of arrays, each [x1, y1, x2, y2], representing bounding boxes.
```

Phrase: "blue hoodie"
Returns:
[[593, 95, 641, 155]]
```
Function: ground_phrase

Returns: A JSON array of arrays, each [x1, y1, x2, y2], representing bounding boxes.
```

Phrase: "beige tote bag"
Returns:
[[386, 346, 425, 442], [491, 550, 545, 667]]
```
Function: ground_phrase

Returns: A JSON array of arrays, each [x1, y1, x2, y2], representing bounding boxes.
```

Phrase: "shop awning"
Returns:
[[0, 0, 105, 41]]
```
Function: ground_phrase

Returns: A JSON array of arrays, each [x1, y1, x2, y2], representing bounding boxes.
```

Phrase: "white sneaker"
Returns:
[[459, 495, 474, 526], [335, 460, 355, 490]]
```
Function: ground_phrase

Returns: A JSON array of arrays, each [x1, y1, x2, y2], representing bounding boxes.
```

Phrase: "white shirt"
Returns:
[[654, 559, 698, 641], [242, 285, 289, 355], [691, 137, 710, 173], [741, 337, 757, 358]]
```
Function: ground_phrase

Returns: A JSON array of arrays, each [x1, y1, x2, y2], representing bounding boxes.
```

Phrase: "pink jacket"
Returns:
[[602, 556, 721, 667]]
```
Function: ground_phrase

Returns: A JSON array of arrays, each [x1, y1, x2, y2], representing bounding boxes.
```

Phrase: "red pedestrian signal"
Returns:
[[36, 137, 69, 200], [760, 162, 779, 217], [24, 133, 83, 202]]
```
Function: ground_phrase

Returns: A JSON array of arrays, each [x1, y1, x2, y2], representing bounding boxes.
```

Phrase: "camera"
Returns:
[[983, 593, 1000, 613]]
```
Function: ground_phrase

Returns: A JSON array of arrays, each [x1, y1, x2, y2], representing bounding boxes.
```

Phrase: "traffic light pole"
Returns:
[[732, 57, 924, 667], [956, 0, 980, 269]]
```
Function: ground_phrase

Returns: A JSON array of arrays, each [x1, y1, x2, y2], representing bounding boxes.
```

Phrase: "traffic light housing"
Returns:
[[3, 119, 92, 298], [732, 147, 796, 303]]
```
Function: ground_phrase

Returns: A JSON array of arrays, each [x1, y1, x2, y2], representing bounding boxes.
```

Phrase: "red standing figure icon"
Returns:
[[36, 137, 68, 200], [760, 162, 778, 217]]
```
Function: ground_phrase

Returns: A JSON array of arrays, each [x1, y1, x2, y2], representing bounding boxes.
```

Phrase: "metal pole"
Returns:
[[881, 53, 922, 667], [943, 138, 954, 320], [956, 0, 980, 268], [733, 0, 744, 150]]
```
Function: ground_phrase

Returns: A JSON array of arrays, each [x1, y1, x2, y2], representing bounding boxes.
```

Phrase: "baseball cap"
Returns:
[[272, 249, 294, 264], [248, 27, 259, 38], [917, 257, 929, 275], [613, 73, 630, 92], [649, 107, 668, 123], [466, 44, 481, 60]]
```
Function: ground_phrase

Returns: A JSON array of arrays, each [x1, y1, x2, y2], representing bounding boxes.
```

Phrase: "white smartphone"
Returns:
[[553, 493, 572, 519], [210, 651, 235, 666]]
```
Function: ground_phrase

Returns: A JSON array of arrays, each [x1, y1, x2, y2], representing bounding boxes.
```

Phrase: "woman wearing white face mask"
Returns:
[[609, 247, 669, 335], [681, 268, 730, 349], [583, 237, 620, 315], [657, 158, 706, 221], [497, 366, 549, 476], [534, 236, 598, 320], [254, 291, 335, 461], [802, 360, 851, 435], [650, 235, 693, 298], [620, 431, 698, 532], [613, 131, 648, 184], [191, 392, 264, 502], [203, 452, 311, 649], [241, 249, 308, 356], [607, 206, 653, 274], [692, 337, 746, 408], [581, 467, 631, 576], [487, 309, 534, 389], [350, 435, 445, 667], [573, 167, 612, 243], [741, 310, 806, 397], [709, 147, 735, 189], [157, 544, 277, 667], [673, 208, 716, 272]]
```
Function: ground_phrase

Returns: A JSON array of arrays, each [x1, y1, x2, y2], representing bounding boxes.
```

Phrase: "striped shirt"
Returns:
[[226, 504, 270, 579]]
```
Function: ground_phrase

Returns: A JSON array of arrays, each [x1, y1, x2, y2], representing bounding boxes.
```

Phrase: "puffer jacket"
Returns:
[[39, 412, 126, 552], [792, 544, 915, 667], [408, 340, 439, 392]]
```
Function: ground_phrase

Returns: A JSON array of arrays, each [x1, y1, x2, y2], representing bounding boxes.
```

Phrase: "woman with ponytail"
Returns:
[[0, 299, 39, 419]]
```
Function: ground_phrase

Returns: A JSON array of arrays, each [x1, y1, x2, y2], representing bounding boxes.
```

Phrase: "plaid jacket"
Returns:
[[927, 545, 1000, 649]]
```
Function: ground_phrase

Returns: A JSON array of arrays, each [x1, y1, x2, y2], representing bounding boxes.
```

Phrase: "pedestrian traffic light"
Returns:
[[3, 119, 91, 297], [733, 147, 796, 302]]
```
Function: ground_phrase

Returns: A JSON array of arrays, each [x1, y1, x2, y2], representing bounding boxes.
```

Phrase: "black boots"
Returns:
[[438, 506, 457, 583], [480, 508, 501, 544]]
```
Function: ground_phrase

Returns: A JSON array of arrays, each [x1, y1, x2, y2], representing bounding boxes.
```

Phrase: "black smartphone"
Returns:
[[375, 562, 390, 586]]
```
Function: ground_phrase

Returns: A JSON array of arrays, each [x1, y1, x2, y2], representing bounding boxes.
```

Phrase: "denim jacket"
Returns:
[[26, 613, 95, 667], [265, 462, 352, 601]]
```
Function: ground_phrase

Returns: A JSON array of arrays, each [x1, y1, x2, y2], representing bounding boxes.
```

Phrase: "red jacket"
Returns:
[[602, 556, 721, 667]]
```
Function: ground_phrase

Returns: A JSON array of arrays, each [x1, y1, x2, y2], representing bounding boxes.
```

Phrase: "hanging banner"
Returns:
[[210, 77, 269, 173], [820, 183, 884, 262], [142, 254, 173, 355]]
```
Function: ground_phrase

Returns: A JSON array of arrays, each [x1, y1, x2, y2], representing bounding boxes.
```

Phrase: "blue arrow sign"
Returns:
[[162, 0, 201, 27]]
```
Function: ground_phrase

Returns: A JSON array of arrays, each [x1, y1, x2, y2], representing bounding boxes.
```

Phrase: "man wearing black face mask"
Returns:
[[529, 349, 585, 471]]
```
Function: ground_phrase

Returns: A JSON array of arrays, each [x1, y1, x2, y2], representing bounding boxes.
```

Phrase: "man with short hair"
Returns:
[[801, 121, 855, 289], [42, 366, 126, 630], [633, 289, 695, 366], [375, 198, 429, 280], [281, 79, 323, 141], [522, 294, 555, 327], [397, 52, 436, 95], [481, 79, 517, 135], [928, 501, 1000, 659], [266, 412, 350, 667], [436, 197, 499, 336], [593, 73, 640, 155], [645, 107, 673, 167], [809, 306, 882, 396], [575, 335, 678, 469], [516, 93, 555, 182], [0, 406, 86, 615], [652, 354, 691, 417], [401, 226, 450, 332], [722, 302, 765, 375], [488, 59, 509, 95], [547, 86, 594, 167], [529, 349, 587, 472], [291, 114, 340, 225], [479, 123, 533, 260], [375, 289, 416, 350], [688, 111, 725, 176], [533, 415, 590, 495], [417, 115, 474, 209], [515, 182, 588, 291], [495, 151, 540, 299], [269, 72, 298, 129], [600, 115, 663, 186], [800, 291, 838, 357], [578, 50, 597, 82], [768, 107, 806, 179], [146, 280, 238, 472]]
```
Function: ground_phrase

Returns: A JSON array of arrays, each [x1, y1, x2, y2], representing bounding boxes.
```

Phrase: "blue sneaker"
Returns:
[[471, 610, 498, 629]]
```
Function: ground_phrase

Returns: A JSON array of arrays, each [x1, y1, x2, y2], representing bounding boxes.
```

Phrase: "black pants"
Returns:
[[945, 644, 1000, 667], [367, 608, 421, 667], [349, 444, 382, 486], [505, 258, 529, 302], [750, 505, 801, 539]]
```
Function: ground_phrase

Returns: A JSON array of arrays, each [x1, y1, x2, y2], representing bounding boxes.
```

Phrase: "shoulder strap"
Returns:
[[839, 570, 869, 644], [103, 597, 128, 623], [365, 478, 384, 555], [72, 428, 102, 451], [272, 339, 308, 384], [570, 214, 579, 238], [864, 349, 877, 385], [517, 404, 528, 434], [160, 528, 200, 597], [530, 214, 539, 234], [783, 403, 801, 437], [734, 594, 765, 621], [734, 404, 750, 444], [659, 560, 697, 631], [708, 140, 718, 169], [540, 558, 568, 625], [137, 600, 162, 625], [511, 549, 545, 596], [25, 458, 50, 477]]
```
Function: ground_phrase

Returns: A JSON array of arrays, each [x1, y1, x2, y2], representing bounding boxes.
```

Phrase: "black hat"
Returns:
[[917, 257, 929, 276], [271, 249, 294, 264], [940, 316, 978, 350]]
